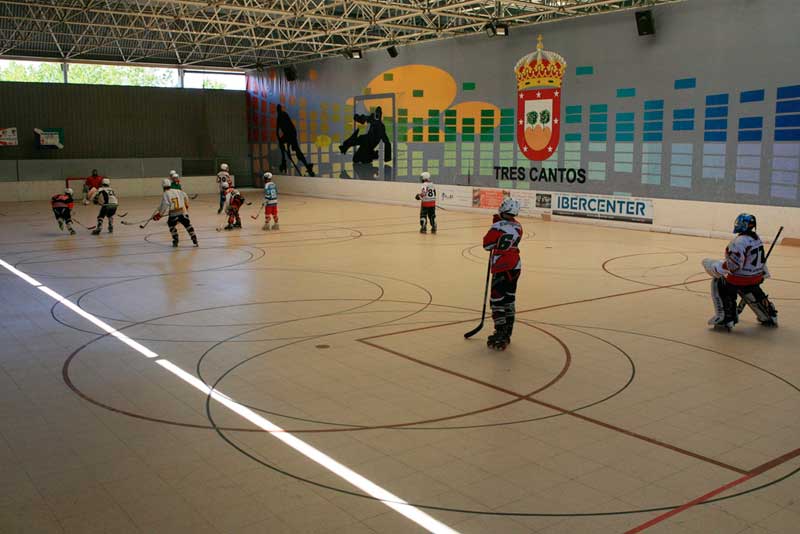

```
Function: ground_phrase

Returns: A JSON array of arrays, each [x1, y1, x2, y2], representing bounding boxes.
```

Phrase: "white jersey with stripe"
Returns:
[[723, 232, 767, 285], [92, 186, 118, 206], [159, 188, 190, 216], [217, 171, 233, 191], [420, 183, 436, 207]]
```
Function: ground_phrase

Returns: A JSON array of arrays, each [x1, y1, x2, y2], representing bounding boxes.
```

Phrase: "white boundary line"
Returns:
[[0, 258, 459, 534]]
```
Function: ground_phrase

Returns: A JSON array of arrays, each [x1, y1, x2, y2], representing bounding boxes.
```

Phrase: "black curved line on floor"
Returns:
[[204, 321, 800, 517], [60, 294, 633, 432], [603, 251, 800, 302], [15, 246, 263, 280]]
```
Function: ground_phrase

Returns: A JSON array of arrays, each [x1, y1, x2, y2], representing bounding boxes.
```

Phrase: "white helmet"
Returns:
[[263, 172, 273, 181], [420, 171, 431, 182], [162, 178, 172, 188], [169, 170, 178, 178], [64, 187, 73, 195], [221, 181, 229, 189], [220, 163, 229, 172], [498, 197, 520, 217], [101, 178, 110, 186]]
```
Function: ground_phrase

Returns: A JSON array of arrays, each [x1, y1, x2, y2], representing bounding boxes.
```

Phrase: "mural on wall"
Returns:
[[246, 0, 800, 207]]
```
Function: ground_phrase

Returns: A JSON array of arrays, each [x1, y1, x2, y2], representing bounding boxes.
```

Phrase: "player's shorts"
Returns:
[[52, 207, 72, 221], [265, 204, 278, 217], [99, 205, 117, 218]]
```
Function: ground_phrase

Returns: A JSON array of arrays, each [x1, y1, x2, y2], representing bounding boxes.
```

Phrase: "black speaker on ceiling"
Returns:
[[387, 45, 398, 58], [284, 66, 297, 81], [635, 10, 655, 36]]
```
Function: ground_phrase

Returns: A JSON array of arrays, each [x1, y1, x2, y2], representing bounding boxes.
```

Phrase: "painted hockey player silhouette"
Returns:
[[339, 106, 392, 164]]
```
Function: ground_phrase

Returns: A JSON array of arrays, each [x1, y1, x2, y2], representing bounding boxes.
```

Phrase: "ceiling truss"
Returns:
[[0, 0, 684, 70]]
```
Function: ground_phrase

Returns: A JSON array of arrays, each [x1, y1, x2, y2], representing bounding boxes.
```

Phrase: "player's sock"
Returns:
[[57, 219, 64, 231]]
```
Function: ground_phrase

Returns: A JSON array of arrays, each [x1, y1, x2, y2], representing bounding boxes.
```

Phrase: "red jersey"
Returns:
[[85, 175, 104, 190], [51, 193, 74, 209], [482, 214, 523, 273]]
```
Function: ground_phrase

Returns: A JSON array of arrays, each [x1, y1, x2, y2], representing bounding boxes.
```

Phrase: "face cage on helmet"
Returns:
[[734, 214, 756, 233]]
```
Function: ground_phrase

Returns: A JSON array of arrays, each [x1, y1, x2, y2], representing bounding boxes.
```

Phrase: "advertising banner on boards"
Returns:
[[553, 192, 654, 224]]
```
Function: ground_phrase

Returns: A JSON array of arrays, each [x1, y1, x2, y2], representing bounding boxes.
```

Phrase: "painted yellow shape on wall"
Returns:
[[365, 65, 457, 119]]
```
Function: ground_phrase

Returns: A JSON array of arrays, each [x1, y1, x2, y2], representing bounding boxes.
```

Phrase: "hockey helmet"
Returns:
[[499, 197, 520, 217], [64, 187, 73, 195], [733, 213, 756, 233], [162, 178, 172, 188], [420, 171, 431, 182], [169, 170, 178, 178], [101, 178, 110, 186], [220, 163, 229, 172], [263, 172, 273, 181]]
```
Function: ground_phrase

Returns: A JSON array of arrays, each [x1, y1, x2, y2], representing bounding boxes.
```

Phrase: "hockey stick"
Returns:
[[72, 218, 96, 231], [118, 212, 128, 218], [464, 252, 493, 339], [251, 208, 262, 220], [736, 226, 783, 313], [189, 193, 199, 200]]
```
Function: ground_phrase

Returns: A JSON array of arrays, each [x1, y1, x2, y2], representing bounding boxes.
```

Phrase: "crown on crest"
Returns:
[[515, 35, 566, 90]]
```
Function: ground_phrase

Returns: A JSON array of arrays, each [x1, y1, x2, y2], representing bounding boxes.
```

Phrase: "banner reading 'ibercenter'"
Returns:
[[552, 192, 654, 224]]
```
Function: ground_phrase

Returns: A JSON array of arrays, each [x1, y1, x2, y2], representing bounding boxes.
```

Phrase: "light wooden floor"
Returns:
[[1, 193, 799, 534]]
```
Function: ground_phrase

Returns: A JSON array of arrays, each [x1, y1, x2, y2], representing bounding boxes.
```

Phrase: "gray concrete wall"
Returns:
[[0, 83, 250, 183]]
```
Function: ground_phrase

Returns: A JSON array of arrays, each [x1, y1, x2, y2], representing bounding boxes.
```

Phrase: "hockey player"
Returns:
[[222, 182, 245, 230], [153, 178, 198, 247], [262, 172, 279, 230], [703, 213, 778, 330], [169, 170, 182, 190], [82, 169, 104, 204], [89, 178, 118, 235], [415, 172, 437, 233], [482, 198, 523, 350], [217, 163, 234, 213], [51, 187, 76, 235]]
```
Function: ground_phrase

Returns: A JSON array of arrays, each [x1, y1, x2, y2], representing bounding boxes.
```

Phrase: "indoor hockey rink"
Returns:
[[3, 0, 800, 532], [1, 194, 798, 533]]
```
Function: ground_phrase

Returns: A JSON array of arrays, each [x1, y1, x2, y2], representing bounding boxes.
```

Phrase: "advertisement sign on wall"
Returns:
[[554, 192, 654, 224], [0, 127, 18, 146], [34, 128, 64, 149], [472, 188, 508, 209]]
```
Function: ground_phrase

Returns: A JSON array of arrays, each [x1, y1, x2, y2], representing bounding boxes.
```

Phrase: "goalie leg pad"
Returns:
[[740, 285, 778, 324], [710, 277, 738, 325], [708, 278, 725, 324]]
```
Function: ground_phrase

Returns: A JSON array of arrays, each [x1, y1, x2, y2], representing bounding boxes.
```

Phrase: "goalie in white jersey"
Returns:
[[153, 179, 198, 247], [702, 213, 777, 329]]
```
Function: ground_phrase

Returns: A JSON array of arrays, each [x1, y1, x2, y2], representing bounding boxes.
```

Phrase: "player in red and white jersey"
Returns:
[[153, 179, 198, 247], [216, 163, 234, 213], [702, 213, 777, 329], [482, 197, 523, 350], [51, 187, 76, 235], [221, 182, 245, 230], [415, 172, 437, 233]]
